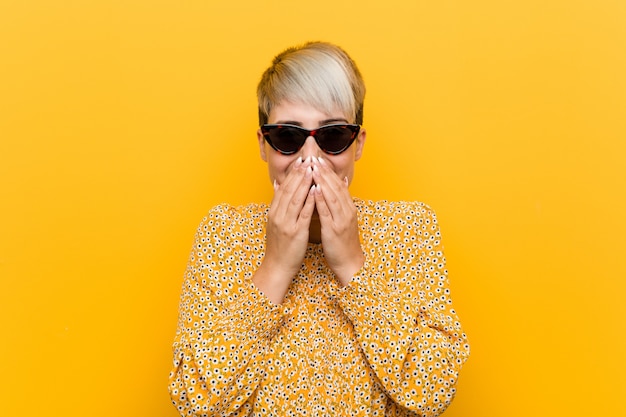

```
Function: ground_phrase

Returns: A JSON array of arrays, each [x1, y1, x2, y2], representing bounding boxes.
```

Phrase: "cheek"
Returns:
[[267, 154, 295, 183], [330, 153, 355, 175]]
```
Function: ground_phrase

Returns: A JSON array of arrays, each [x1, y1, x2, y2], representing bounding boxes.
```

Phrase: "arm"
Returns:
[[330, 202, 470, 417], [169, 157, 317, 415], [168, 207, 286, 416]]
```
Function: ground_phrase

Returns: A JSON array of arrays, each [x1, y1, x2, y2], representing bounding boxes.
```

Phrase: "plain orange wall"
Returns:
[[1, 1, 625, 416]]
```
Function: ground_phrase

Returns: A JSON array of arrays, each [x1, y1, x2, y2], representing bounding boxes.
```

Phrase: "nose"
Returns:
[[299, 135, 321, 159]]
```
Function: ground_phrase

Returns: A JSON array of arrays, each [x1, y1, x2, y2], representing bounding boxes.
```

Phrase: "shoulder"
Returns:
[[354, 198, 439, 224], [354, 199, 445, 253], [197, 202, 269, 232], [203, 202, 268, 219]]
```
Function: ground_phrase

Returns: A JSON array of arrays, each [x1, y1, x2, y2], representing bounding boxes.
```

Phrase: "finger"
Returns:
[[285, 164, 314, 218], [313, 183, 332, 220], [273, 158, 313, 218], [272, 156, 303, 196], [298, 184, 317, 226], [312, 161, 347, 221], [314, 157, 349, 198]]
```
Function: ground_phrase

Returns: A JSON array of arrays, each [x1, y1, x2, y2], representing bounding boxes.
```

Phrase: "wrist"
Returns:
[[252, 260, 294, 305], [334, 251, 365, 287]]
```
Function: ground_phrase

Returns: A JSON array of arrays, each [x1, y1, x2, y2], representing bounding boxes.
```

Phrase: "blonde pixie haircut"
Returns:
[[257, 41, 366, 126]]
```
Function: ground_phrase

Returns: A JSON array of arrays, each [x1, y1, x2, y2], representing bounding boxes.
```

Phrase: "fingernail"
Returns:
[[295, 156, 303, 167], [273, 179, 278, 190], [344, 176, 349, 186], [317, 156, 324, 164]]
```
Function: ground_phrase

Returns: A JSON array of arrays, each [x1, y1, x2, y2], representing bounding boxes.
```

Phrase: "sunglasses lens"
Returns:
[[267, 126, 306, 154], [263, 124, 359, 155], [317, 125, 356, 154]]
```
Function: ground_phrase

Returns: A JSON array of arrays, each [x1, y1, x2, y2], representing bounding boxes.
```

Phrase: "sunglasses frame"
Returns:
[[261, 123, 361, 155]]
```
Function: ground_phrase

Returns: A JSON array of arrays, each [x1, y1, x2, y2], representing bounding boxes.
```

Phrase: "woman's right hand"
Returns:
[[252, 156, 315, 304]]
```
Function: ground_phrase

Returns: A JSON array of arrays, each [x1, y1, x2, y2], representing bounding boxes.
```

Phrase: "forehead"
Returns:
[[268, 100, 349, 125]]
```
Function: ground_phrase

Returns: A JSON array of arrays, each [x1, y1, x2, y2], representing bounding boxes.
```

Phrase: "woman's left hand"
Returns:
[[312, 157, 365, 286]]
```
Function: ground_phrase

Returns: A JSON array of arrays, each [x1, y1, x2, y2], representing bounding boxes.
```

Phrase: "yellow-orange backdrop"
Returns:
[[1, 1, 625, 416]]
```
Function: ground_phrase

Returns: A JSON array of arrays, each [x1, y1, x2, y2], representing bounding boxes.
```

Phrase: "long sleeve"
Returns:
[[169, 201, 469, 416], [330, 201, 470, 417], [168, 205, 285, 416]]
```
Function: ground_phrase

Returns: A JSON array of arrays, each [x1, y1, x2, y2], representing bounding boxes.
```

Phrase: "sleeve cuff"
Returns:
[[328, 259, 381, 325], [328, 259, 411, 337], [222, 281, 288, 340]]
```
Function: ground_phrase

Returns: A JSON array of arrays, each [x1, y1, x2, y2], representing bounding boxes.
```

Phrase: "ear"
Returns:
[[257, 129, 268, 162], [354, 128, 366, 161]]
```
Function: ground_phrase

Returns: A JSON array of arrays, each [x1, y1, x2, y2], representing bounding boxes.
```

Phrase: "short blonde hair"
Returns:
[[257, 41, 366, 126]]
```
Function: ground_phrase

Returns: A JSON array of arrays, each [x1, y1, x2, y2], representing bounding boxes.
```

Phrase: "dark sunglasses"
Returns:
[[261, 123, 361, 155]]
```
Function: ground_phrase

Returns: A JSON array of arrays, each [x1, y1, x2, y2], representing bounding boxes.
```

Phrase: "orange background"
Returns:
[[1, 1, 625, 416]]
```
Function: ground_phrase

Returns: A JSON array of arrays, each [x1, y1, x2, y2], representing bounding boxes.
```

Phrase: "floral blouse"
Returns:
[[169, 199, 470, 416]]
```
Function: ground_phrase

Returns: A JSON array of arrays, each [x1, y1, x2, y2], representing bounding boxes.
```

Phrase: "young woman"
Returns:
[[169, 41, 469, 416]]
